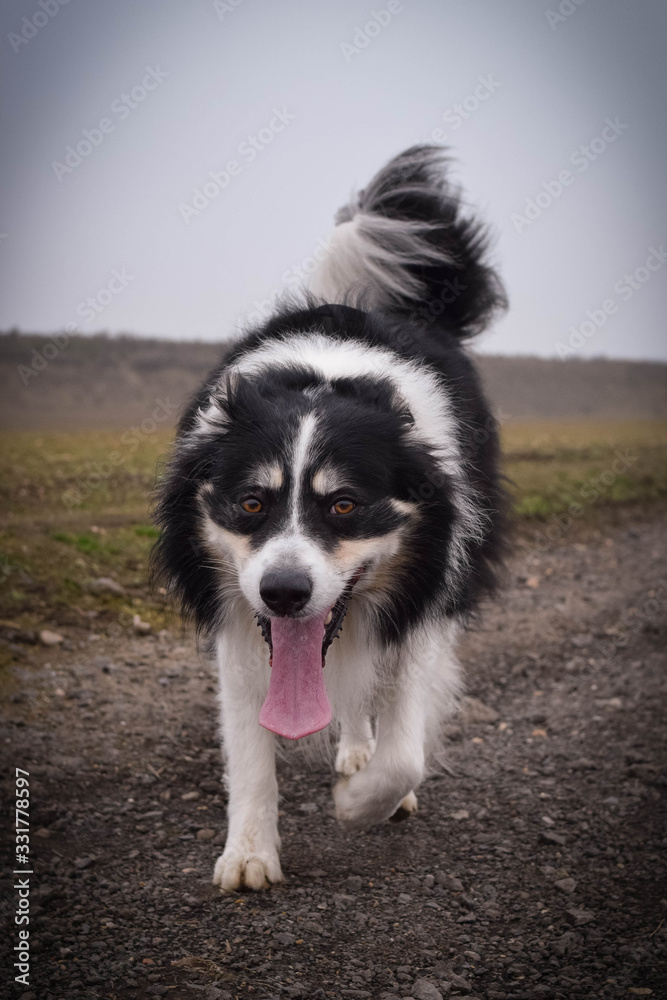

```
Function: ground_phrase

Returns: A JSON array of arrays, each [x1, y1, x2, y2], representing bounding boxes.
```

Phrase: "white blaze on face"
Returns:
[[288, 412, 319, 531]]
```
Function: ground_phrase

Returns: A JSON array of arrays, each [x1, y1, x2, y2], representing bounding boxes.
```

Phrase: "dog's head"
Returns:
[[197, 369, 419, 622]]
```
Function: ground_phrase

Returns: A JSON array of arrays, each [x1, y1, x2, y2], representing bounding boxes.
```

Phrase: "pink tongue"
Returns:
[[259, 612, 332, 740]]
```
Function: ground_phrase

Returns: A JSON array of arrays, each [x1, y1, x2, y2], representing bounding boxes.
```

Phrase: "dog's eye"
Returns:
[[241, 497, 263, 513], [331, 498, 356, 515]]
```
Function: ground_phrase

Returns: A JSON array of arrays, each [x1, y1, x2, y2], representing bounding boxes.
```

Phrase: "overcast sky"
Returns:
[[1, 0, 666, 360]]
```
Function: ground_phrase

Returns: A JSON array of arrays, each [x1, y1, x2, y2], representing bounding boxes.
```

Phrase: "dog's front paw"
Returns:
[[335, 737, 376, 777], [334, 761, 421, 831], [333, 776, 399, 831], [213, 844, 283, 892]]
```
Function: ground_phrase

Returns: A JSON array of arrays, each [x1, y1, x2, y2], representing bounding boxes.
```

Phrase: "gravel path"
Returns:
[[2, 511, 666, 999]]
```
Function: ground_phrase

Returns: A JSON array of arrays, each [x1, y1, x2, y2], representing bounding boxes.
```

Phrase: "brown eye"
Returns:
[[241, 497, 263, 513], [331, 498, 356, 515]]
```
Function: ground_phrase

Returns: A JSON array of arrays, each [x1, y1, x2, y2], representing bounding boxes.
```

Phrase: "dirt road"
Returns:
[[2, 510, 666, 999]]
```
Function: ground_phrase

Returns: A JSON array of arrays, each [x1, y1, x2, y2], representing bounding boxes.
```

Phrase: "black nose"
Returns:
[[260, 568, 313, 616]]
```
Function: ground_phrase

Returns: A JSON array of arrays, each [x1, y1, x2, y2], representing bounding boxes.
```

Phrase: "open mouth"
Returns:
[[256, 567, 365, 741], [256, 565, 365, 667]]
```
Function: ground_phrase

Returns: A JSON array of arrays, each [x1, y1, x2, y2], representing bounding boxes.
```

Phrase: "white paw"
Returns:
[[334, 763, 420, 831], [212, 844, 283, 892], [335, 737, 376, 777], [389, 790, 418, 822]]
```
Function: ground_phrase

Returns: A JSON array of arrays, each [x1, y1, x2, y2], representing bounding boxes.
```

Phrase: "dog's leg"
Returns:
[[212, 638, 282, 892], [335, 714, 376, 777], [334, 632, 460, 830], [333, 675, 424, 830]]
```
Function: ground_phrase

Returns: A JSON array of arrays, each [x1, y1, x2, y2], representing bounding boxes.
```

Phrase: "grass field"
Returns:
[[0, 421, 665, 655]]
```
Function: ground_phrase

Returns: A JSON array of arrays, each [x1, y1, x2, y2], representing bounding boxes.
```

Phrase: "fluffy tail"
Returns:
[[309, 145, 506, 338]]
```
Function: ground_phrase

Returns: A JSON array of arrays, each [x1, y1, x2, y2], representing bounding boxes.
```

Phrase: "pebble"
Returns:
[[540, 830, 566, 845], [73, 856, 94, 869], [554, 877, 577, 893], [448, 971, 473, 989], [569, 757, 597, 770], [412, 980, 443, 1000], [436, 873, 464, 891], [273, 932, 296, 946], [39, 629, 64, 646], [566, 907, 595, 925], [461, 696, 499, 723], [196, 828, 216, 840]]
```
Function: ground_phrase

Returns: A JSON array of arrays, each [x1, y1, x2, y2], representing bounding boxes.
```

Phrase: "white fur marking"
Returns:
[[312, 462, 347, 496], [309, 214, 453, 311], [289, 412, 319, 530], [252, 462, 283, 491]]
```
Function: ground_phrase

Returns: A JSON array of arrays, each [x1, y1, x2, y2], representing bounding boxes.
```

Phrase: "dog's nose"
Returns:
[[260, 568, 313, 616]]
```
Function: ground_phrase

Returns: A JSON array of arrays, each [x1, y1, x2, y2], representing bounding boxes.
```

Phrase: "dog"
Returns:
[[153, 146, 508, 891]]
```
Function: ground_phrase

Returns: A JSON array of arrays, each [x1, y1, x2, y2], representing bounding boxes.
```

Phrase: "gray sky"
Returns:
[[2, 0, 666, 360]]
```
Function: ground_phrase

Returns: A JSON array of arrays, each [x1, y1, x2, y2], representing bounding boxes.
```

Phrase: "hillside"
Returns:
[[1, 331, 665, 429]]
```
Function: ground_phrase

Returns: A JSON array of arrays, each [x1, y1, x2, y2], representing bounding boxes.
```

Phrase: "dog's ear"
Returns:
[[191, 371, 242, 436]]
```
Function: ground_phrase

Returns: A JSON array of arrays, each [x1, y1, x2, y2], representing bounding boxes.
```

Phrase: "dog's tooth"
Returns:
[[325, 611, 333, 625]]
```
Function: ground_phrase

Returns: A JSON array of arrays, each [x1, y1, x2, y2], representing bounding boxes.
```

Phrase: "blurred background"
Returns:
[[2, 0, 667, 357]]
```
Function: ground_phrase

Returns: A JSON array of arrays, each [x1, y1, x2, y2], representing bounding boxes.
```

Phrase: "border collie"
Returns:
[[153, 146, 507, 891]]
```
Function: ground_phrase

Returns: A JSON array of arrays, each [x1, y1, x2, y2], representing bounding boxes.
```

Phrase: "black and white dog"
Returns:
[[153, 146, 507, 891]]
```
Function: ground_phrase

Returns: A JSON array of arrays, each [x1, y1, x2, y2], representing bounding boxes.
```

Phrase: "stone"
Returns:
[[412, 980, 443, 1000], [273, 932, 296, 946], [540, 830, 566, 846], [461, 696, 499, 724], [435, 872, 464, 891], [554, 877, 577, 893], [450, 810, 470, 822], [39, 629, 64, 646], [566, 907, 595, 925]]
